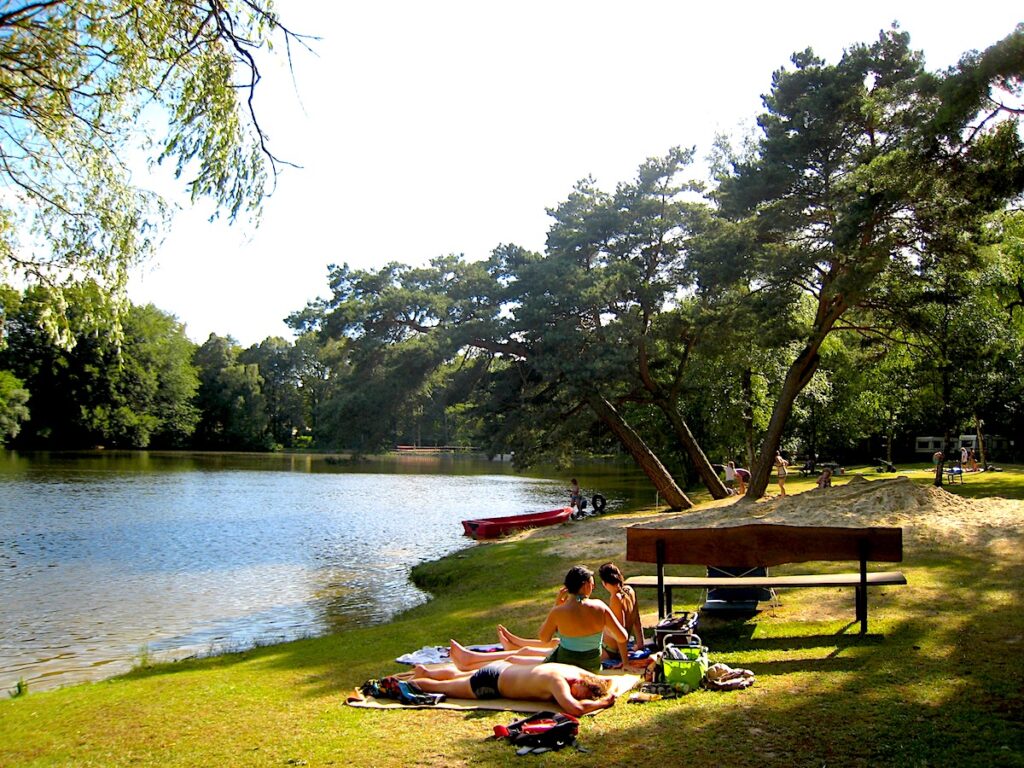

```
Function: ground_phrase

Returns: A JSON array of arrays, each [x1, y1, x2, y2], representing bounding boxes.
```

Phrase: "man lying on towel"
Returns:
[[411, 661, 616, 717]]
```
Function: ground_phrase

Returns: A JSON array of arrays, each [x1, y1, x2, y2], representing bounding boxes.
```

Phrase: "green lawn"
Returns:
[[2, 466, 1023, 767]]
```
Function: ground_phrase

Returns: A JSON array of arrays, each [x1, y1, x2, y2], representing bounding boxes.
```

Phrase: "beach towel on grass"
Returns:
[[394, 644, 502, 666], [346, 668, 640, 715]]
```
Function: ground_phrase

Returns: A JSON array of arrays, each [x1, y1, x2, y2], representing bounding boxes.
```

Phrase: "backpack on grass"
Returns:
[[493, 710, 580, 753]]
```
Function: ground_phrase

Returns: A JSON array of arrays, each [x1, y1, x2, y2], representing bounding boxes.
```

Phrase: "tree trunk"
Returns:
[[885, 416, 895, 465], [934, 359, 955, 487], [636, 333, 726, 498], [741, 368, 756, 468], [746, 345, 822, 498], [586, 393, 692, 510], [745, 287, 849, 499], [654, 397, 729, 499], [975, 415, 987, 470]]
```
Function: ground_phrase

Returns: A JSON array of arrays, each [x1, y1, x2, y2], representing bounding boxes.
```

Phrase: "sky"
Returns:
[[125, 1, 1024, 347]]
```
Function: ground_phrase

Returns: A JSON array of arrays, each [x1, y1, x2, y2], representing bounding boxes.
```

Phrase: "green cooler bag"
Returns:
[[662, 635, 708, 690]]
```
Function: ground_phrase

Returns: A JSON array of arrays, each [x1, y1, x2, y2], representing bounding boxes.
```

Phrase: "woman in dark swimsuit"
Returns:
[[598, 562, 645, 667]]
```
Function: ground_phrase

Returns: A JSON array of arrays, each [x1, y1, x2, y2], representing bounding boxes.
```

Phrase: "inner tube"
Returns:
[[590, 494, 606, 514]]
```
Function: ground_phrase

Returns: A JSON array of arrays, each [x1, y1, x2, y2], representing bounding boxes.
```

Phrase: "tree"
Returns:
[[296, 161, 704, 508], [240, 337, 305, 448], [290, 332, 346, 446], [192, 333, 268, 449], [1, 280, 125, 446], [0, 1, 308, 297], [0, 370, 29, 443], [540, 150, 727, 500], [713, 26, 1024, 497], [121, 303, 200, 447], [0, 281, 199, 446]]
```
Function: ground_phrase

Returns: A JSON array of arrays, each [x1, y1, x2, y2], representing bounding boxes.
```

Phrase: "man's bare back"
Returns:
[[497, 662, 578, 699], [411, 661, 616, 717]]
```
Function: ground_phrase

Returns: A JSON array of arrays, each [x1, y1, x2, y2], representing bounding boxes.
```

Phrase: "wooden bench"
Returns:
[[625, 523, 906, 633]]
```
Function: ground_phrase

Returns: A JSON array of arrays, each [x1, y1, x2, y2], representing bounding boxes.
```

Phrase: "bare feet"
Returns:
[[497, 625, 524, 650], [449, 639, 471, 667]]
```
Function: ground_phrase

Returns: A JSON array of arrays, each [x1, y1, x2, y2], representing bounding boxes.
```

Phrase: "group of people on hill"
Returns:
[[724, 454, 791, 496], [724, 452, 836, 497], [723, 462, 751, 495], [409, 563, 645, 716]]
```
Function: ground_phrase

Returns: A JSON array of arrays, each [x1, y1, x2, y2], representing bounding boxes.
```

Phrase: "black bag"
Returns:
[[493, 710, 579, 752], [653, 611, 699, 649], [361, 676, 445, 706]]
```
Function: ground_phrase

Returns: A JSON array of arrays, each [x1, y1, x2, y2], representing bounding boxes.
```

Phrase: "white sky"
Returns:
[[126, 1, 1024, 347]]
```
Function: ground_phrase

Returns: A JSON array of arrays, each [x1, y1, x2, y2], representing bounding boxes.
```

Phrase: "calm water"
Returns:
[[0, 451, 647, 694]]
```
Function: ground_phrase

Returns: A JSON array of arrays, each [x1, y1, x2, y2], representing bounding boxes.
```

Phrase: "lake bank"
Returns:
[[0, 450, 651, 693]]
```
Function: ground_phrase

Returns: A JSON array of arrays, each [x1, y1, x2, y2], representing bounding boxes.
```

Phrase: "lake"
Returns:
[[0, 450, 650, 694]]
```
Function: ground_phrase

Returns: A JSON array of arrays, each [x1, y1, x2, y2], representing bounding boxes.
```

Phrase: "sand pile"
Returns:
[[541, 476, 1024, 560]]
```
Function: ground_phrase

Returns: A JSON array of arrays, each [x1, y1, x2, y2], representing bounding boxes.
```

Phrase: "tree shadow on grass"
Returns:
[[576, 548, 1024, 768]]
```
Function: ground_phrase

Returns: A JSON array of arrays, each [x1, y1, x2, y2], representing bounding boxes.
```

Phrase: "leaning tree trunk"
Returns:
[[741, 368, 756, 468], [655, 398, 729, 499], [746, 287, 849, 499], [586, 393, 693, 510], [635, 335, 726, 499], [746, 345, 822, 498]]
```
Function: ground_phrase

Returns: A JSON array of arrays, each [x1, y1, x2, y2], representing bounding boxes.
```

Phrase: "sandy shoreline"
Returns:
[[540, 475, 1024, 562]]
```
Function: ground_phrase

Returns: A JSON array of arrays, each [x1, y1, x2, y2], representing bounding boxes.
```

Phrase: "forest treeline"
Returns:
[[2, 26, 1024, 504]]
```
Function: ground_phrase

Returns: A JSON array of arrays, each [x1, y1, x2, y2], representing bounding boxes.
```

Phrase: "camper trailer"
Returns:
[[915, 434, 1014, 460]]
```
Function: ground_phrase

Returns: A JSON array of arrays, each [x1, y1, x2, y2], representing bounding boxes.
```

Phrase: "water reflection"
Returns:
[[0, 451, 645, 694]]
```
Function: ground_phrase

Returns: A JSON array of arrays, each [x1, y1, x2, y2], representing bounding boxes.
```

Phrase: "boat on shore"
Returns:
[[461, 506, 573, 539]]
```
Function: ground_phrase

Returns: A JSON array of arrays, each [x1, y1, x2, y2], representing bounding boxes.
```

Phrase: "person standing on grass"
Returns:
[[724, 461, 737, 493], [774, 452, 789, 497]]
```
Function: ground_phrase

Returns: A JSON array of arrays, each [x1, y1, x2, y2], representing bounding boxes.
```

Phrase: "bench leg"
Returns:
[[857, 548, 868, 634], [856, 586, 867, 634], [656, 540, 666, 619]]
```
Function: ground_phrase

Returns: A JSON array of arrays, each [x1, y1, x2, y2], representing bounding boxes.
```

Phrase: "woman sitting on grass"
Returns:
[[598, 562, 646, 667], [447, 565, 627, 673]]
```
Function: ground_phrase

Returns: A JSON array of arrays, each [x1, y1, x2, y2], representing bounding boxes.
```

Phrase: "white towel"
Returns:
[[395, 646, 451, 665]]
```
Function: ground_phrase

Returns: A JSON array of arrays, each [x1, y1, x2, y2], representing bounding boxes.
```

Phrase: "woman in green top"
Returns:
[[448, 565, 627, 674]]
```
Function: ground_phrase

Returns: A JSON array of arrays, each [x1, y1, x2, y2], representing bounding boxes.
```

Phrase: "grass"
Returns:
[[1, 465, 1023, 767]]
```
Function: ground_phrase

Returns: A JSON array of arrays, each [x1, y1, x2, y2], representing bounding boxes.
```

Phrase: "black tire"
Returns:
[[591, 494, 606, 514]]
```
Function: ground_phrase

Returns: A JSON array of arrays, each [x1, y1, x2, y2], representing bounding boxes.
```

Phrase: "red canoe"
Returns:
[[462, 506, 573, 539]]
